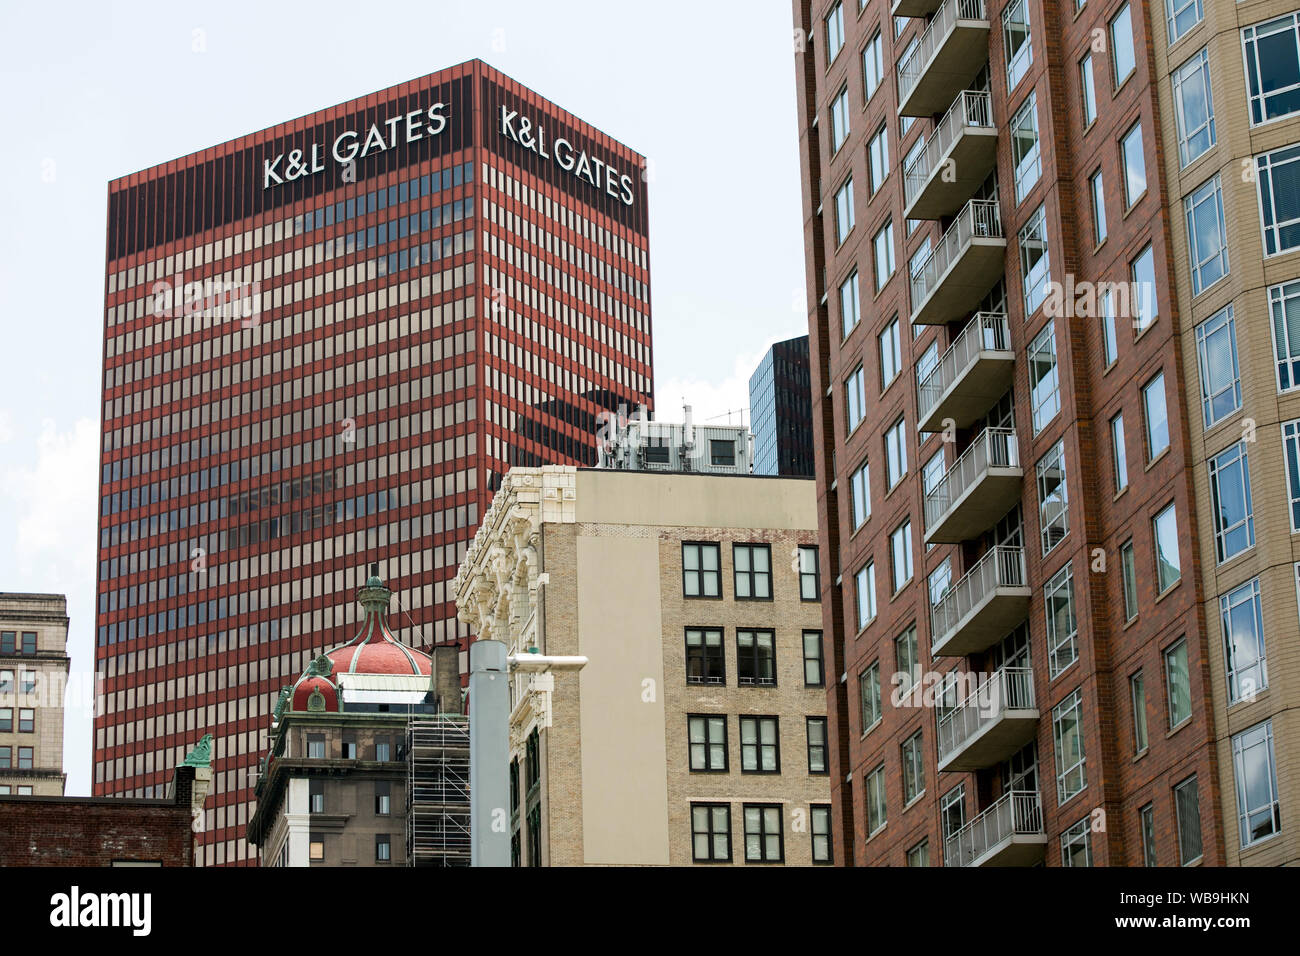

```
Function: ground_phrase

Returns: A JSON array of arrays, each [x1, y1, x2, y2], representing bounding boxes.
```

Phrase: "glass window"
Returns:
[[1208, 442, 1255, 563], [928, 557, 952, 608], [740, 716, 780, 773], [866, 764, 887, 835], [860, 661, 881, 731], [1131, 244, 1158, 332], [1231, 720, 1281, 848], [1122, 123, 1147, 208], [869, 124, 889, 194], [1185, 175, 1228, 294], [374, 781, 391, 816], [1140, 803, 1157, 866], [1165, 637, 1191, 729], [1080, 54, 1097, 125], [309, 837, 324, 861], [1175, 775, 1203, 865], [846, 365, 866, 434], [1101, 286, 1118, 366], [826, 1, 845, 64], [1153, 503, 1181, 593], [864, 30, 884, 100], [1195, 304, 1240, 427], [1028, 320, 1060, 433], [691, 803, 731, 862], [1270, 279, 1300, 392], [885, 417, 907, 487], [1111, 3, 1136, 85], [1037, 440, 1069, 556], [855, 561, 876, 630], [1061, 818, 1093, 866], [1011, 92, 1041, 203], [743, 804, 784, 862], [1143, 372, 1169, 460], [1019, 205, 1050, 317], [907, 840, 929, 867], [1090, 169, 1107, 244], [1053, 689, 1087, 804], [1003, 0, 1033, 91], [901, 730, 925, 803], [880, 317, 902, 387], [1045, 562, 1078, 677], [1111, 415, 1128, 492], [803, 630, 825, 685], [688, 715, 728, 771], [811, 805, 833, 863], [1172, 49, 1216, 167], [737, 630, 776, 684], [874, 219, 896, 291], [1167, 0, 1203, 45], [1284, 419, 1300, 530], [830, 86, 851, 153], [799, 548, 821, 601], [1221, 578, 1267, 704], [1242, 13, 1300, 126], [834, 177, 855, 245], [1255, 144, 1300, 256], [807, 717, 829, 773], [682, 542, 722, 598], [307, 734, 325, 759], [890, 519, 913, 593], [733, 544, 773, 600], [1121, 539, 1139, 621], [685, 628, 725, 685], [895, 624, 920, 696], [1131, 671, 1149, 753], [941, 785, 966, 840], [840, 269, 860, 339], [850, 459, 871, 530]]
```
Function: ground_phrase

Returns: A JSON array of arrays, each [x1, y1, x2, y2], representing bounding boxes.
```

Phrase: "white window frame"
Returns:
[[890, 519, 913, 594], [873, 219, 896, 291], [1171, 48, 1216, 167], [1153, 502, 1181, 594], [1255, 144, 1300, 257], [840, 269, 861, 339], [1185, 174, 1228, 295], [1270, 279, 1300, 392], [1011, 92, 1041, 204], [880, 317, 902, 387], [830, 86, 851, 154], [1122, 122, 1147, 209], [1002, 0, 1033, 92], [1231, 720, 1281, 849], [846, 365, 866, 435], [1208, 441, 1255, 563], [834, 176, 855, 246], [1028, 319, 1060, 433], [850, 458, 871, 530], [1111, 2, 1136, 87], [1045, 561, 1078, 677], [1283, 419, 1300, 531], [1242, 13, 1300, 127], [1195, 303, 1240, 427], [1167, 0, 1203, 46], [1019, 204, 1051, 318], [885, 417, 907, 488], [1052, 689, 1087, 805], [1221, 578, 1267, 704]]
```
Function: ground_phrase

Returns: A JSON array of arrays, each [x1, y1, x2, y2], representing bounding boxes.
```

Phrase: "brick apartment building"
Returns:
[[794, 0, 1300, 866]]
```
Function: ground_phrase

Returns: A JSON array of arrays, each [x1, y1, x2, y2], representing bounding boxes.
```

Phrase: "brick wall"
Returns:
[[0, 797, 193, 866]]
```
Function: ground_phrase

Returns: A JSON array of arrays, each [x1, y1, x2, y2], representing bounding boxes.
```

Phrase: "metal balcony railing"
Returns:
[[923, 428, 1019, 531], [917, 312, 1011, 425], [898, 0, 989, 108], [944, 790, 1044, 867], [903, 90, 994, 210], [911, 199, 1003, 311], [936, 666, 1036, 765], [931, 545, 1027, 653]]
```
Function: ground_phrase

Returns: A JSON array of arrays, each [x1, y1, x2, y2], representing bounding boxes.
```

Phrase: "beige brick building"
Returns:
[[455, 466, 832, 865], [0, 593, 70, 797]]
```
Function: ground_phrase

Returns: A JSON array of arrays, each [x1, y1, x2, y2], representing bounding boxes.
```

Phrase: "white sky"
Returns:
[[0, 1, 808, 794]]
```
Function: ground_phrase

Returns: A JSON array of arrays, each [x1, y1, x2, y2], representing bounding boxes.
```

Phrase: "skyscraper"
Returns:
[[792, 0, 1298, 866], [750, 335, 814, 477], [94, 59, 653, 865]]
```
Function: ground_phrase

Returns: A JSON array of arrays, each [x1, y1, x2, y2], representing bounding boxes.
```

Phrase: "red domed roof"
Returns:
[[326, 575, 433, 676], [292, 675, 339, 712]]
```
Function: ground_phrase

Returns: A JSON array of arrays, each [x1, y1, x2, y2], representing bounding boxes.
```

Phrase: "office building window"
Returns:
[[1243, 13, 1300, 125], [1029, 321, 1060, 434], [682, 542, 722, 598], [807, 717, 829, 774], [1045, 563, 1078, 677], [1140, 803, 1157, 865], [1061, 818, 1093, 866], [860, 661, 881, 731], [1256, 144, 1300, 256], [840, 269, 860, 338], [1131, 671, 1149, 754], [20, 633, 35, 655], [890, 520, 913, 593], [855, 561, 876, 630], [811, 805, 833, 863], [1221, 578, 1267, 704], [1122, 122, 1146, 208], [885, 417, 907, 487], [1195, 304, 1240, 427], [1121, 539, 1139, 621], [866, 764, 887, 835], [1165, 637, 1192, 729], [1175, 775, 1203, 865], [1232, 720, 1281, 848], [1080, 53, 1097, 125], [1131, 244, 1158, 332], [1208, 442, 1255, 563], [1003, 0, 1032, 91], [737, 629, 776, 686], [1111, 415, 1128, 492], [799, 547, 820, 601], [850, 459, 871, 530], [873, 219, 896, 291], [1167, 0, 1203, 45], [1172, 49, 1216, 167], [869, 124, 889, 194], [1272, 280, 1300, 392], [691, 803, 732, 862], [18, 709, 33, 733], [1011, 92, 1041, 203], [1284, 420, 1300, 529], [880, 317, 902, 387], [902, 729, 925, 804], [835, 176, 855, 246], [1185, 175, 1228, 294], [17, 747, 32, 770], [733, 544, 773, 600], [847, 365, 866, 434], [1053, 690, 1087, 804], [1037, 440, 1069, 555], [825, 1, 845, 64], [740, 716, 780, 773], [1020, 204, 1051, 317], [1143, 373, 1169, 460], [830, 86, 850, 153], [803, 631, 825, 686], [864, 30, 884, 101], [743, 804, 784, 862], [1090, 169, 1107, 244], [688, 715, 728, 772], [686, 628, 725, 685], [1111, 2, 1136, 85]]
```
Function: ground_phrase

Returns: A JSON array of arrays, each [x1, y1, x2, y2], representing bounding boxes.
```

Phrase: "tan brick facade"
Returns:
[[0, 593, 70, 797]]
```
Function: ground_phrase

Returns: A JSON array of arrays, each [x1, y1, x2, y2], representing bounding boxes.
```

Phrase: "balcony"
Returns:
[[909, 199, 1006, 327], [897, 0, 991, 118], [924, 428, 1022, 544], [944, 790, 1047, 867], [903, 91, 997, 221], [936, 666, 1038, 772], [930, 546, 1030, 658], [917, 313, 1014, 433], [892, 0, 942, 19]]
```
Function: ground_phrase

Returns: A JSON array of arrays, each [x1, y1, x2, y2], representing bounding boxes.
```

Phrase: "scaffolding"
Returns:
[[406, 714, 471, 866]]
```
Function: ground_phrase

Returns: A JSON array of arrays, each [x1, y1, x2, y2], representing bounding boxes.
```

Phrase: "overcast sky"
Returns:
[[0, 0, 807, 794]]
